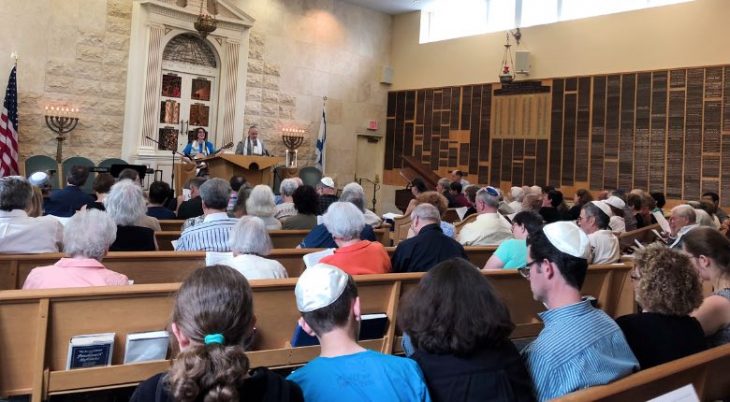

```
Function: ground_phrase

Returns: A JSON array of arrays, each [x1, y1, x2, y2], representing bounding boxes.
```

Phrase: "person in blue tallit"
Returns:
[[182, 127, 216, 160]]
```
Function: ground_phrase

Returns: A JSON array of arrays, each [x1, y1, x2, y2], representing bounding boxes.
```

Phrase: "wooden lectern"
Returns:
[[175, 154, 284, 196]]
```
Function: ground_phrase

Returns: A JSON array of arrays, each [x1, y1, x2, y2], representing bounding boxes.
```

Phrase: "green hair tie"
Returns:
[[204, 333, 225, 345]]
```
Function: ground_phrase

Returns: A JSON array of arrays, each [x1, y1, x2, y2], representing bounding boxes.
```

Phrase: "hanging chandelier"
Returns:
[[194, 0, 218, 38], [499, 32, 515, 84]]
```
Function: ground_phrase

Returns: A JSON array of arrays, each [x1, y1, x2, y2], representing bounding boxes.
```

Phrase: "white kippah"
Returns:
[[604, 196, 626, 210], [542, 221, 590, 259], [28, 172, 49, 186], [320, 177, 335, 188], [590, 200, 613, 218], [295, 263, 350, 313]]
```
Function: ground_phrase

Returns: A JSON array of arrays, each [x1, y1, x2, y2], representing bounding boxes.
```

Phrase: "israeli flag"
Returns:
[[315, 108, 326, 172]]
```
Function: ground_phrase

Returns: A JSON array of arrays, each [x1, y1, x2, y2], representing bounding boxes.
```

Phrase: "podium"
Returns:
[[174, 154, 284, 195]]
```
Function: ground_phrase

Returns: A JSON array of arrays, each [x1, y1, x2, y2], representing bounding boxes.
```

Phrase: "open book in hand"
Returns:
[[303, 248, 335, 269]]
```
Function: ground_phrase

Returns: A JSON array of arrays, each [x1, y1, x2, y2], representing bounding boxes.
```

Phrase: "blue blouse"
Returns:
[[182, 140, 215, 157]]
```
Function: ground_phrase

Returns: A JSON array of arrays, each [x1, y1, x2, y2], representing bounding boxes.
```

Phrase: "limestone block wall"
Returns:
[[3, 0, 392, 188], [2, 0, 133, 164], [237, 0, 392, 183]]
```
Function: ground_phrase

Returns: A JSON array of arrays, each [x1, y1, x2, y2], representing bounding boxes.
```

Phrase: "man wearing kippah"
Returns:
[[520, 222, 638, 401], [457, 186, 513, 246], [578, 201, 621, 264], [287, 264, 431, 402]]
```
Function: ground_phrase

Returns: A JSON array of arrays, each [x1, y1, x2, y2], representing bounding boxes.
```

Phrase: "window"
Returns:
[[420, 0, 693, 44]]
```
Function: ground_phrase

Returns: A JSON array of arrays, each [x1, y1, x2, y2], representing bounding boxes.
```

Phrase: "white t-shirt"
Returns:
[[220, 254, 288, 280], [588, 230, 620, 264]]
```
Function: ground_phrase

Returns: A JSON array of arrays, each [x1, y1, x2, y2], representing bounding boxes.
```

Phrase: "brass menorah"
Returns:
[[282, 128, 305, 168], [45, 106, 79, 163]]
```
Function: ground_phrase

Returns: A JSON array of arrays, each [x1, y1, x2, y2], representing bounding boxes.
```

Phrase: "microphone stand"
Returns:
[[145, 136, 186, 195]]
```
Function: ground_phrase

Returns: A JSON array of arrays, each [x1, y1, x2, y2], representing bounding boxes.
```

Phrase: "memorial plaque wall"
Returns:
[[385, 64, 730, 206]]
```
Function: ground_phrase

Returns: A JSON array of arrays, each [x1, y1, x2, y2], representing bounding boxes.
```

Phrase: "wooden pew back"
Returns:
[[156, 227, 391, 251], [0, 263, 631, 400], [157, 220, 184, 231], [0, 247, 497, 290], [618, 223, 661, 252], [558, 343, 730, 401]]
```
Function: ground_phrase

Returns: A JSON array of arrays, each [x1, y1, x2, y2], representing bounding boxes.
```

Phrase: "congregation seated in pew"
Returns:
[[391, 204, 466, 273], [0, 175, 63, 253], [107, 179, 158, 251], [287, 264, 430, 402], [457, 186, 513, 246], [23, 209, 128, 289], [520, 221, 638, 400], [298, 186, 376, 249], [131, 265, 304, 402], [483, 210, 544, 270], [176, 178, 239, 252], [220, 216, 288, 280], [318, 202, 391, 275], [146, 180, 176, 219], [247, 184, 282, 230], [275, 177, 302, 221], [616, 244, 706, 369], [281, 184, 318, 230], [398, 258, 535, 402], [683, 227, 730, 347]]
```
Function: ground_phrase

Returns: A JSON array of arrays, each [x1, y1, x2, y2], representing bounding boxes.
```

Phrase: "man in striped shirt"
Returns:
[[175, 178, 239, 252], [520, 221, 638, 401]]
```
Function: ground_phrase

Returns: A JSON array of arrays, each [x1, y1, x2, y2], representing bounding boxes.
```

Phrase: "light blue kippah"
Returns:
[[203, 333, 225, 345]]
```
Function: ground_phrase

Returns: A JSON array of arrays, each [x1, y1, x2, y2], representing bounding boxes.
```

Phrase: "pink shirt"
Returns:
[[22, 258, 129, 290]]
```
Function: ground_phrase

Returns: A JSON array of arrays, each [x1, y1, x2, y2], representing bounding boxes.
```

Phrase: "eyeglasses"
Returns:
[[518, 260, 541, 279]]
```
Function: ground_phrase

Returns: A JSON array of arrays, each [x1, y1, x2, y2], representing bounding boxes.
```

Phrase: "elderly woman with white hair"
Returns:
[[341, 182, 382, 227], [106, 179, 158, 251], [319, 202, 391, 275], [220, 216, 288, 280], [23, 209, 129, 289], [275, 178, 301, 220], [508, 187, 524, 213], [246, 184, 282, 230]]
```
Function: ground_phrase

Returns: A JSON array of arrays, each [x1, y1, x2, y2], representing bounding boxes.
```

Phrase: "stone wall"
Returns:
[[3, 0, 133, 164], [3, 0, 391, 186], [238, 0, 392, 182]]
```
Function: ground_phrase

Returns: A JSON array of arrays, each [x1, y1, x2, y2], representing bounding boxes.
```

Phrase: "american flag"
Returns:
[[0, 66, 18, 177]]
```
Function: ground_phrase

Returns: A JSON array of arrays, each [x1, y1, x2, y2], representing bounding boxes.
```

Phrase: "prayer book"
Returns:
[[123, 330, 170, 364], [66, 333, 115, 369]]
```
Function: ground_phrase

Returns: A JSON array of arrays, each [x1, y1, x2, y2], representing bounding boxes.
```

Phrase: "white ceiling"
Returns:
[[342, 0, 432, 15]]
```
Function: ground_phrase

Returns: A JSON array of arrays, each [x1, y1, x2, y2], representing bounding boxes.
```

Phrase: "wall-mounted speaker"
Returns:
[[380, 66, 393, 85], [515, 50, 530, 74]]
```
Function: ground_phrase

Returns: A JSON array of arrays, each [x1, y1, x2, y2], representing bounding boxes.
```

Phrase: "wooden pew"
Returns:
[[157, 220, 184, 231], [0, 264, 632, 400], [557, 343, 730, 401], [618, 223, 661, 252], [155, 227, 391, 251], [454, 213, 477, 235], [0, 247, 496, 290], [0, 276, 399, 401], [392, 263, 633, 354]]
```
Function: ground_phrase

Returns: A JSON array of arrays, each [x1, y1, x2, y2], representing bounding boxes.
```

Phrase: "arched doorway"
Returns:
[[157, 33, 220, 153]]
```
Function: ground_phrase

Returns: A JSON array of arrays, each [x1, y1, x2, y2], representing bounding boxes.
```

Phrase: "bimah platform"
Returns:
[[175, 154, 284, 195]]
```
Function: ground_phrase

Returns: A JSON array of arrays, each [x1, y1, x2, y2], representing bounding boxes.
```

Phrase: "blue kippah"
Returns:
[[203, 333, 225, 345]]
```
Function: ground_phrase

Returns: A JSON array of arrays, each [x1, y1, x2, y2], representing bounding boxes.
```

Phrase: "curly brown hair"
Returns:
[[415, 191, 448, 217], [633, 244, 702, 315]]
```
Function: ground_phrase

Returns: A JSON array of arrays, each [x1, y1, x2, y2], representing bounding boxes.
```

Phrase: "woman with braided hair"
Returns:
[[131, 265, 303, 402]]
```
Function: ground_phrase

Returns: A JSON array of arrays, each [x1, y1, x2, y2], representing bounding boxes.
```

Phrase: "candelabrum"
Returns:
[[282, 128, 305, 168], [45, 106, 79, 163]]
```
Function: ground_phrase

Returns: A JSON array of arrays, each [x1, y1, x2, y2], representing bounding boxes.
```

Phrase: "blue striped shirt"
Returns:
[[175, 213, 239, 252], [521, 299, 639, 401]]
